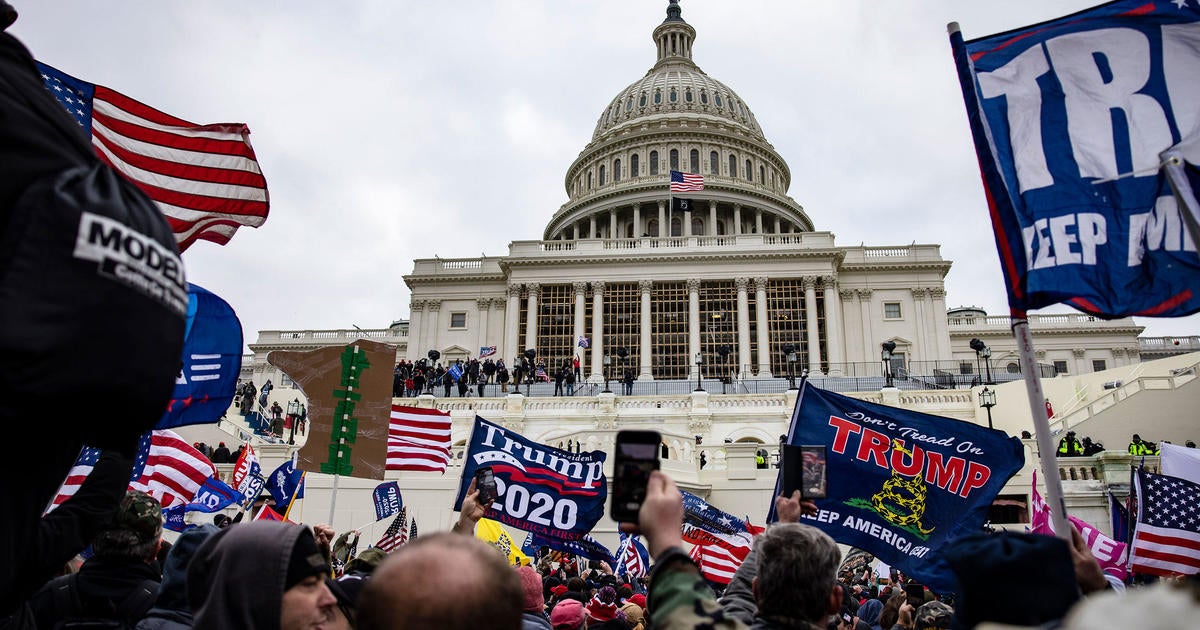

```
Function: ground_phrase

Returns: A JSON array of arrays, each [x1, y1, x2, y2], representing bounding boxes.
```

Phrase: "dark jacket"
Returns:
[[521, 610, 552, 630], [135, 524, 219, 630], [27, 556, 162, 628]]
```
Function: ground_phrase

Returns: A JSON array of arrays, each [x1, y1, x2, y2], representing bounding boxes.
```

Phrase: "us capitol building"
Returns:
[[196, 1, 1199, 548]]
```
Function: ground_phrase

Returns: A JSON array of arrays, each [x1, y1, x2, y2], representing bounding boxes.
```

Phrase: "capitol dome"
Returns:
[[545, 0, 812, 241]]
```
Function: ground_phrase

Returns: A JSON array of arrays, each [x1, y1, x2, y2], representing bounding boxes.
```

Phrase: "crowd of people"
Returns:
[[388, 353, 633, 399]]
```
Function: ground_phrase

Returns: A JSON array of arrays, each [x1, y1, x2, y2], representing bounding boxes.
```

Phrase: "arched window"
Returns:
[[631, 153, 640, 177], [588, 171, 593, 190], [715, 93, 724, 107], [669, 88, 678, 102], [689, 149, 699, 173], [710, 151, 719, 175], [654, 90, 662, 105], [670, 216, 682, 237], [700, 90, 709, 105], [691, 217, 703, 235], [717, 220, 727, 235], [685, 88, 693, 103], [759, 165, 765, 183], [650, 151, 659, 175], [599, 165, 606, 186], [744, 159, 752, 181], [728, 154, 737, 177], [639, 92, 647, 107], [626, 96, 634, 111], [670, 149, 679, 171], [648, 219, 659, 237], [613, 158, 621, 183]]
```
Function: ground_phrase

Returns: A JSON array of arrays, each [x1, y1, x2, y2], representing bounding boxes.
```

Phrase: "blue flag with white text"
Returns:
[[527, 530, 616, 566], [454, 416, 607, 540], [950, 0, 1200, 318], [156, 283, 243, 429], [373, 481, 403, 521], [185, 476, 242, 513], [162, 505, 191, 532], [771, 381, 1024, 594], [447, 363, 464, 383]]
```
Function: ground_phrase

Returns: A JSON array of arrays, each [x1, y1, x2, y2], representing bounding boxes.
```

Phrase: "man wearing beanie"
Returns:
[[187, 521, 338, 629], [585, 586, 628, 629], [518, 565, 552, 629], [550, 599, 587, 630]]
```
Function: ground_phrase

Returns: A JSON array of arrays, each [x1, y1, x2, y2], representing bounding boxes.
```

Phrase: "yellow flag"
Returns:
[[475, 518, 530, 566]]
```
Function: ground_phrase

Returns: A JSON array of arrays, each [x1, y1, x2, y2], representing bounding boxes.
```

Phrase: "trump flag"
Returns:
[[157, 283, 243, 430], [454, 416, 607, 541], [772, 382, 1024, 594], [950, 0, 1200, 318]]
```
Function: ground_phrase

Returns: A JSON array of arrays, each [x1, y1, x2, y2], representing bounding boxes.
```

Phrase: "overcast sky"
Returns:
[[11, 1, 1199, 352]]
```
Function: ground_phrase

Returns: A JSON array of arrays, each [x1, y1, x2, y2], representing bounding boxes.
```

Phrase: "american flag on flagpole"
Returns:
[[617, 533, 649, 579], [376, 507, 408, 553], [48, 429, 217, 511], [36, 62, 269, 252], [129, 430, 219, 509], [387, 405, 453, 473], [1129, 468, 1200, 577], [409, 518, 418, 542], [688, 543, 748, 585], [669, 170, 704, 192]]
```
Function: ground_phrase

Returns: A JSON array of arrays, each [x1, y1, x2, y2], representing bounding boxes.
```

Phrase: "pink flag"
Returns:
[[1031, 471, 1128, 580]]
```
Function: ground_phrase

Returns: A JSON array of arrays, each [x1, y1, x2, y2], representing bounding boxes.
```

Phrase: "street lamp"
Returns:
[[979, 386, 997, 429], [694, 352, 704, 392], [969, 338, 994, 385], [783, 343, 798, 390], [716, 345, 731, 393], [524, 348, 537, 396], [602, 354, 612, 393], [286, 398, 300, 445], [881, 341, 897, 388]]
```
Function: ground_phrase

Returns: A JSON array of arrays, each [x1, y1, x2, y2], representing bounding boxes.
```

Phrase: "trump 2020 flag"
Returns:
[[157, 283, 243, 430], [372, 481, 403, 521], [950, 1, 1200, 318], [454, 416, 607, 541], [184, 476, 243, 513], [772, 382, 1024, 594]]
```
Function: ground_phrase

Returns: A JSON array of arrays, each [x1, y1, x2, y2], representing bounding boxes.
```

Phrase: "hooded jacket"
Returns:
[[187, 521, 314, 629], [136, 524, 218, 630]]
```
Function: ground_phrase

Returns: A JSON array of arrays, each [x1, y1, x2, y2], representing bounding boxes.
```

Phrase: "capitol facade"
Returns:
[[210, 1, 1198, 547]]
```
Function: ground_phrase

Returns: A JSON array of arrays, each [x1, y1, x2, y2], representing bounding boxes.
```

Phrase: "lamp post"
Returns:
[[783, 343, 798, 390], [979, 386, 997, 429], [969, 338, 994, 385], [694, 352, 704, 392], [881, 341, 897, 388], [286, 398, 300, 445], [524, 348, 537, 396], [602, 354, 612, 393], [716, 345, 731, 394]]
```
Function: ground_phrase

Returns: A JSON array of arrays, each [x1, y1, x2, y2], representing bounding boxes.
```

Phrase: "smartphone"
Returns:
[[781, 444, 828, 499], [610, 430, 661, 523], [474, 466, 498, 505], [905, 583, 924, 609]]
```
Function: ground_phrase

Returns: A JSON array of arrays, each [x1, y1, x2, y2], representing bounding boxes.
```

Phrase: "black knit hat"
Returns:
[[285, 528, 329, 589]]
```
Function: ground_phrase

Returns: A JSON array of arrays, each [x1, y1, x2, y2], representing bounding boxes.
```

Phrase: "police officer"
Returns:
[[1056, 431, 1083, 457]]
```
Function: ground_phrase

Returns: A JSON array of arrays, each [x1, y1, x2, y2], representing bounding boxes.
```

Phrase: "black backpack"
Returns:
[[47, 574, 158, 630]]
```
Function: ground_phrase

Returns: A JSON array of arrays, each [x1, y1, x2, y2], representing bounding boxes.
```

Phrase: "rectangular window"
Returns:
[[279, 373, 294, 388], [883, 302, 902, 319], [1092, 359, 1107, 372], [450, 312, 467, 329], [1053, 360, 1069, 375]]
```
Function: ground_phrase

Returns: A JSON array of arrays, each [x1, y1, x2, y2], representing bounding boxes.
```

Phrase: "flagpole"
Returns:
[[1011, 315, 1071, 541]]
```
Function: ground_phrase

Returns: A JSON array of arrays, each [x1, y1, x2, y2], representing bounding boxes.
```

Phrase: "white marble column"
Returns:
[[684, 209, 693, 237], [573, 281, 588, 371], [589, 217, 597, 238], [736, 277, 751, 378], [755, 209, 763, 234], [610, 212, 618, 239], [409, 300, 425, 359], [524, 283, 539, 355], [774, 216, 781, 234], [803, 276, 823, 376], [911, 288, 928, 362], [504, 285, 521, 362], [657, 200, 666, 237], [639, 280, 653, 380], [476, 298, 492, 354], [930, 288, 951, 360], [633, 203, 641, 237], [688, 278, 701, 379], [823, 277, 845, 375], [733, 204, 742, 235], [1073, 348, 1087, 375], [755, 277, 772, 377], [858, 289, 874, 364], [590, 281, 606, 382], [709, 201, 717, 237], [426, 300, 441, 356]]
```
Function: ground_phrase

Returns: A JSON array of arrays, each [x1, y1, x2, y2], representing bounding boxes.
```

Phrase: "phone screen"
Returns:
[[475, 466, 498, 505], [800, 445, 828, 499], [611, 431, 661, 522], [905, 583, 924, 609]]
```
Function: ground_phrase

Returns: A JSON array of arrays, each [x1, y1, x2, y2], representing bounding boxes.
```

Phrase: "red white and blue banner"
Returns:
[[771, 382, 1024, 594], [454, 416, 607, 540], [950, 0, 1200, 317], [479, 345, 497, 359], [617, 532, 651, 578]]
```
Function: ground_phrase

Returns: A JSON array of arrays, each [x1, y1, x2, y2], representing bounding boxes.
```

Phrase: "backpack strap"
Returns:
[[49, 574, 84, 621], [114, 579, 158, 624]]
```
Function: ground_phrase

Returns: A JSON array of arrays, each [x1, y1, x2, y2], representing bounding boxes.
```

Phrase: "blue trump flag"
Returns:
[[770, 382, 1024, 594], [373, 481, 403, 521], [162, 505, 192, 533], [157, 283, 243, 429], [526, 530, 616, 566], [185, 476, 242, 513], [950, 0, 1200, 318], [454, 416, 607, 541], [267, 459, 305, 508], [681, 489, 751, 536]]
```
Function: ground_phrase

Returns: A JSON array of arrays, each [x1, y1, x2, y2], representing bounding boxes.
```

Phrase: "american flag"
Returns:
[[48, 429, 217, 511], [387, 405, 453, 473], [688, 542, 748, 585], [479, 346, 497, 359], [409, 518, 418, 542], [36, 62, 269, 252], [1130, 469, 1200, 577], [129, 430, 219, 509], [376, 507, 408, 553], [669, 170, 704, 193], [617, 533, 649, 579]]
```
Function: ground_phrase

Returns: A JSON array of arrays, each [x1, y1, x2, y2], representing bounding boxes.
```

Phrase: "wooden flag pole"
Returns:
[[1011, 314, 1071, 541]]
